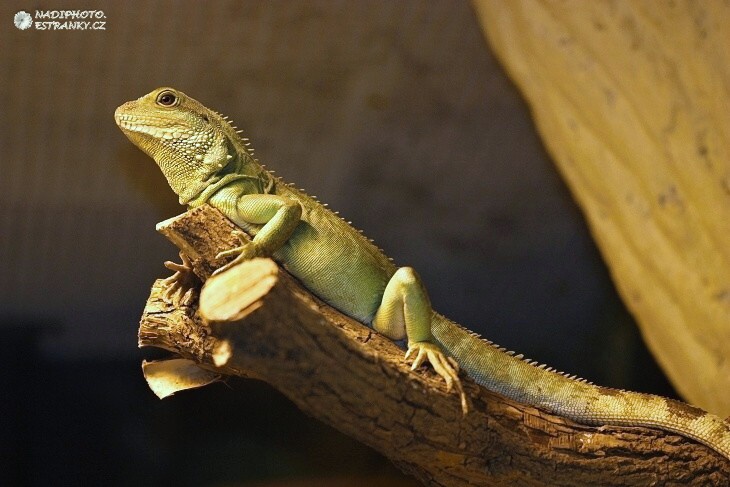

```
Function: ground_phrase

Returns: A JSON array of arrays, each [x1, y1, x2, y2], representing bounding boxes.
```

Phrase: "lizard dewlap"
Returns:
[[116, 87, 730, 462]]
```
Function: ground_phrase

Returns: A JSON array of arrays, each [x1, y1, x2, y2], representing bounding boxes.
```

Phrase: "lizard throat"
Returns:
[[184, 154, 274, 207]]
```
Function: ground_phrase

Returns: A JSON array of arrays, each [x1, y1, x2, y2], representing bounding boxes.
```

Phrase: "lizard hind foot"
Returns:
[[214, 230, 260, 275], [160, 251, 200, 306], [406, 341, 468, 415]]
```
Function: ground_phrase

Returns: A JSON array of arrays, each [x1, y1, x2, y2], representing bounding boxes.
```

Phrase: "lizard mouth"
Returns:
[[114, 110, 156, 135], [114, 108, 193, 144], [114, 104, 136, 129]]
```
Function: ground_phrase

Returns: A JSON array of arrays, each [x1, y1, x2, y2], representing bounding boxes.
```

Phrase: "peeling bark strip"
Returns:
[[138, 205, 730, 486]]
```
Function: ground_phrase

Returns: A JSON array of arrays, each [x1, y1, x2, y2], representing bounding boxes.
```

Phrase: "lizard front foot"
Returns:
[[160, 251, 200, 306], [214, 230, 263, 275], [406, 341, 468, 414]]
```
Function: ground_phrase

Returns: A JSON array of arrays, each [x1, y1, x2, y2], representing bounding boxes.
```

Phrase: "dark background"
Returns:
[[0, 1, 676, 486]]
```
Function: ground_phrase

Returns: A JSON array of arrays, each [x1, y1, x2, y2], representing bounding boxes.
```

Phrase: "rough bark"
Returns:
[[138, 205, 729, 486]]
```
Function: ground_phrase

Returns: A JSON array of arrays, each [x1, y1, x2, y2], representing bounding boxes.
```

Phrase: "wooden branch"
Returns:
[[138, 205, 730, 486]]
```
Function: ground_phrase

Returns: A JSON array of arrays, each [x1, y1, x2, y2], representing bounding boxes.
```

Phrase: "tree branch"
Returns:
[[138, 205, 730, 486]]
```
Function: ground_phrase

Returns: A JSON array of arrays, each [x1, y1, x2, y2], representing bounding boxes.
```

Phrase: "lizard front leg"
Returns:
[[211, 191, 302, 274], [372, 267, 467, 413]]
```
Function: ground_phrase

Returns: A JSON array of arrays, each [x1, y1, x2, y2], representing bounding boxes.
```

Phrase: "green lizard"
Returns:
[[116, 87, 730, 462]]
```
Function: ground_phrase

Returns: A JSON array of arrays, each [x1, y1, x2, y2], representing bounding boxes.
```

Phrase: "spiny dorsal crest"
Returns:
[[216, 110, 257, 156], [479, 333, 595, 384]]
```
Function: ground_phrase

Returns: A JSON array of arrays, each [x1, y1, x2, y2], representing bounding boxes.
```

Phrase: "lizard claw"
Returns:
[[213, 230, 261, 275], [406, 341, 468, 415], [160, 251, 200, 306], [215, 230, 249, 259]]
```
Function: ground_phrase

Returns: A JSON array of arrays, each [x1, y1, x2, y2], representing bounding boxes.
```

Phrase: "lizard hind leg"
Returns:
[[372, 267, 467, 413]]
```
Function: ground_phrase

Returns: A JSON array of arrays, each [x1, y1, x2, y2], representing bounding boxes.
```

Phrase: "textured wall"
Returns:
[[475, 0, 730, 415]]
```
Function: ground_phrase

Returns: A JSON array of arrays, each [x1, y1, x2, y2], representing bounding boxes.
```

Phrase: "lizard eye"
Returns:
[[156, 90, 178, 107]]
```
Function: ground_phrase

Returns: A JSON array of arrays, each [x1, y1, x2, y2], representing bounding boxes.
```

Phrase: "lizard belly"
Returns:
[[273, 218, 394, 324], [214, 183, 398, 326]]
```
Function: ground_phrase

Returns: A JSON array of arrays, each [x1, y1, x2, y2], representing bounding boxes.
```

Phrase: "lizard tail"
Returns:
[[431, 313, 730, 461]]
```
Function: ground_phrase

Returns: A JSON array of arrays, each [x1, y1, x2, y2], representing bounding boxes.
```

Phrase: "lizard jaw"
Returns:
[[115, 107, 193, 142]]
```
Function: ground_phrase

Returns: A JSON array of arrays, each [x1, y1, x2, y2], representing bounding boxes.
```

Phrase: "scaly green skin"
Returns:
[[116, 87, 730, 462]]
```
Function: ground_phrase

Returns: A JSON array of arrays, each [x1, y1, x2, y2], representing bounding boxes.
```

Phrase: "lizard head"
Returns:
[[115, 87, 247, 205]]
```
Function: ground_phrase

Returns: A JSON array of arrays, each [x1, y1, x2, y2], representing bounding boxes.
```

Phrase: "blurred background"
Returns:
[[0, 1, 677, 486]]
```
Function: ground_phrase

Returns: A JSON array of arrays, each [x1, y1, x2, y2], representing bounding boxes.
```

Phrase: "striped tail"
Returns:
[[431, 313, 730, 461]]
